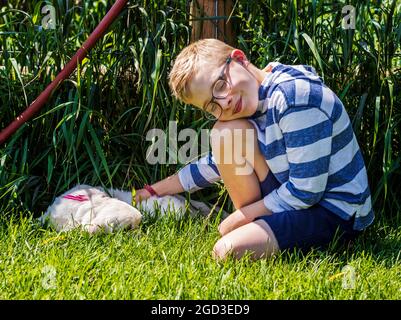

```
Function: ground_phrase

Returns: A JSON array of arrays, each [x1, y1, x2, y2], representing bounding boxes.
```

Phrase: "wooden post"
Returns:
[[190, 0, 236, 46]]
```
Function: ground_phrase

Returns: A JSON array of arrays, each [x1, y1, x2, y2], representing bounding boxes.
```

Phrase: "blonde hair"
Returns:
[[168, 38, 235, 103]]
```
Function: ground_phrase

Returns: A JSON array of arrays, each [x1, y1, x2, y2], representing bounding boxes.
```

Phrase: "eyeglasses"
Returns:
[[203, 56, 232, 120]]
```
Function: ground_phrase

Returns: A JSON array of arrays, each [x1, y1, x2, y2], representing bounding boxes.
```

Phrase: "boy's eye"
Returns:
[[213, 79, 229, 97], [214, 80, 226, 92], [216, 82, 225, 91]]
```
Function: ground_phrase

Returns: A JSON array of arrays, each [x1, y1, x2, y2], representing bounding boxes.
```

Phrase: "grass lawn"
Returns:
[[1, 0, 400, 304], [0, 211, 400, 300]]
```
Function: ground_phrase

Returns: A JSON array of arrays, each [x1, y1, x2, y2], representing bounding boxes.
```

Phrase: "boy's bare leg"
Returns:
[[210, 119, 279, 260], [212, 219, 279, 260], [210, 119, 269, 209]]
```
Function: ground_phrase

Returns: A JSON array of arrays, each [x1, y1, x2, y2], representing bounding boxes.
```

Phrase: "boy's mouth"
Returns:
[[233, 97, 242, 114]]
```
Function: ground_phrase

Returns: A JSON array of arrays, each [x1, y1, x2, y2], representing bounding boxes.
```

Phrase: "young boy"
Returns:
[[135, 38, 374, 260]]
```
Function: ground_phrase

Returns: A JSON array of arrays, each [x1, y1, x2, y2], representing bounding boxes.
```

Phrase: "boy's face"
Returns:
[[187, 58, 260, 121]]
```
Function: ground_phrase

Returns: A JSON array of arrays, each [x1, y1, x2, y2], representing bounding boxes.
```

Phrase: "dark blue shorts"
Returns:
[[255, 172, 361, 252]]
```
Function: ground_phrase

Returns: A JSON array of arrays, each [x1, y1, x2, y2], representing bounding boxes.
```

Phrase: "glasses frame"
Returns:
[[203, 56, 233, 120]]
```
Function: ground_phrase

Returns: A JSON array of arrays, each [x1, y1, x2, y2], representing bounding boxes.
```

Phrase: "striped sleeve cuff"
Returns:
[[177, 154, 221, 193], [177, 165, 202, 193]]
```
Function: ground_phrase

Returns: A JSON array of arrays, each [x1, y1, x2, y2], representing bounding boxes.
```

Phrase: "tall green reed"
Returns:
[[0, 0, 193, 215]]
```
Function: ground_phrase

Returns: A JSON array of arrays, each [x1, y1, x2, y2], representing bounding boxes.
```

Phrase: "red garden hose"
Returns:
[[0, 0, 129, 145]]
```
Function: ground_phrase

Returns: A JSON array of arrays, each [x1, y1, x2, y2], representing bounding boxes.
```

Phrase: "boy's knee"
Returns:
[[212, 237, 234, 261]]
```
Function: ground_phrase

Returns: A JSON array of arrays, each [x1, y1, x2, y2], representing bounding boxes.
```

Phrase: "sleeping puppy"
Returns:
[[40, 184, 225, 234], [39, 185, 142, 234]]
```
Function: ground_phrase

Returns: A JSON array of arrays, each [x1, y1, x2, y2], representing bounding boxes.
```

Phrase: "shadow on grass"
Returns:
[[275, 216, 401, 267], [349, 218, 401, 266]]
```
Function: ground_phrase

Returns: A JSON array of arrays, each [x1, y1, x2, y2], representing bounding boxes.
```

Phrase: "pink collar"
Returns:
[[62, 194, 89, 201]]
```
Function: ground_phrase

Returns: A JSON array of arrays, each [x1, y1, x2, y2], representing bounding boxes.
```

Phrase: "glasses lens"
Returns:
[[213, 80, 230, 98]]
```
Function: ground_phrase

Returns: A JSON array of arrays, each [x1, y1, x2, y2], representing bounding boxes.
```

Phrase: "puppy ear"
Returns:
[[230, 49, 249, 66]]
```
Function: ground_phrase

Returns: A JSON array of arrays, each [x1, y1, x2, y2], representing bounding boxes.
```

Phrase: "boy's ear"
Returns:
[[230, 49, 249, 66]]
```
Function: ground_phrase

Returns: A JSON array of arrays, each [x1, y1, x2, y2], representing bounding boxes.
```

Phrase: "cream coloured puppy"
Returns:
[[40, 185, 142, 233], [40, 185, 225, 234]]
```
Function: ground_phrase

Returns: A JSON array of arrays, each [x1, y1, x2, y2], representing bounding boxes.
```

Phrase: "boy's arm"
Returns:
[[218, 199, 271, 236], [176, 152, 221, 193], [136, 152, 221, 202], [150, 174, 185, 196], [264, 106, 333, 213], [134, 174, 184, 202]]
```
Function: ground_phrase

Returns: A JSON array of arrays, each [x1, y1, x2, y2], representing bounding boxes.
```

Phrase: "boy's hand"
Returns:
[[218, 199, 272, 236], [218, 209, 251, 236], [133, 175, 184, 206], [134, 189, 152, 204]]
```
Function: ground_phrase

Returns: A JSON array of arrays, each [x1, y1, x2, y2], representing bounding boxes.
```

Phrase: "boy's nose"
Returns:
[[219, 96, 233, 111]]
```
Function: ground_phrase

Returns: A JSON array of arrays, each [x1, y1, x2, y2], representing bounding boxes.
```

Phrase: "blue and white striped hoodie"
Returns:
[[178, 62, 374, 231]]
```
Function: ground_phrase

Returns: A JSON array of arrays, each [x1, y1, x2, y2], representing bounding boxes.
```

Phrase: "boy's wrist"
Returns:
[[151, 174, 184, 197], [242, 199, 272, 220], [143, 184, 158, 197]]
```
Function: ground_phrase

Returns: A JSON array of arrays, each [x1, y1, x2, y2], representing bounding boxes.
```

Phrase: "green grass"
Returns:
[[1, 211, 400, 300]]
